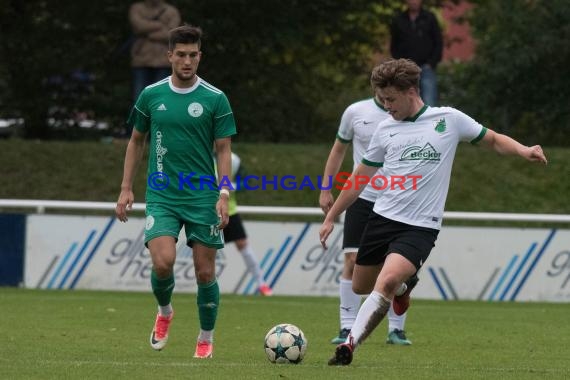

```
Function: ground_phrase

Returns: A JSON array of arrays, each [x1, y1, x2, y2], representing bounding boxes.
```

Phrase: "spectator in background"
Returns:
[[129, 0, 181, 103], [390, 0, 443, 106]]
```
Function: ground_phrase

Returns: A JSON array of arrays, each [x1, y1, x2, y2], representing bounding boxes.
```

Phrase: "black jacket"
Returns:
[[390, 8, 443, 68]]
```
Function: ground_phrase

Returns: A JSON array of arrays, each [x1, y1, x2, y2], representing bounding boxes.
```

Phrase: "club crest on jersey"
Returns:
[[434, 118, 446, 133], [188, 102, 204, 117]]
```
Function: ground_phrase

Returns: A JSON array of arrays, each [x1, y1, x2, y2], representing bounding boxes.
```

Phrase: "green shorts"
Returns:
[[144, 202, 224, 249]]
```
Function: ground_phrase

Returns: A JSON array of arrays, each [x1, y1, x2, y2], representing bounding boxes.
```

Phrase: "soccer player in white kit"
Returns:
[[322, 58, 547, 366], [320, 65, 413, 346]]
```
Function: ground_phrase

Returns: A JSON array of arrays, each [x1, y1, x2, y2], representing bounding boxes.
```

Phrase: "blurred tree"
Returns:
[[440, 0, 570, 146], [0, 0, 410, 140], [0, 0, 130, 139]]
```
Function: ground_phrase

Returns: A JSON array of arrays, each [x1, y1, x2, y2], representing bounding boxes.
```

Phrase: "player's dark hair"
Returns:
[[169, 25, 203, 51], [371, 59, 421, 92]]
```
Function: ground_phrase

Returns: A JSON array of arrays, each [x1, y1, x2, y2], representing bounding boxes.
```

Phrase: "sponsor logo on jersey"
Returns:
[[188, 102, 203, 117], [157, 104, 167, 111], [400, 143, 441, 162], [155, 131, 168, 173], [434, 118, 446, 133], [389, 132, 400, 137]]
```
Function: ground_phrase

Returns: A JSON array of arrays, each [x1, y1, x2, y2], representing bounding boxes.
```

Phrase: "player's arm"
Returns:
[[319, 163, 378, 248], [215, 137, 232, 229], [479, 128, 547, 164], [319, 139, 349, 214], [116, 129, 147, 222]]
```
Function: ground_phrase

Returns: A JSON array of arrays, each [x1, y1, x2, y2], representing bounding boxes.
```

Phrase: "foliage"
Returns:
[[0, 0, 461, 141], [0, 0, 132, 138], [439, 0, 570, 146]]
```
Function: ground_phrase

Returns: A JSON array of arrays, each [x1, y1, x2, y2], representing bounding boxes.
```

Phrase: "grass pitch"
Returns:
[[1, 288, 569, 379]]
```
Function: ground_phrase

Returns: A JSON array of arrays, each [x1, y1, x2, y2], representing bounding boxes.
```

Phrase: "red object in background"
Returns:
[[442, 1, 475, 62]]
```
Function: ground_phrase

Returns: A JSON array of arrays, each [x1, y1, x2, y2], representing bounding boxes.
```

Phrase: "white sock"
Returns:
[[387, 304, 407, 332], [349, 291, 390, 348], [339, 278, 361, 330], [240, 246, 264, 287], [158, 303, 173, 317], [198, 329, 214, 343]]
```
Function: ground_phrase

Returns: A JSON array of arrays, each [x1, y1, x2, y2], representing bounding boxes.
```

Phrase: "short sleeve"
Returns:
[[362, 124, 386, 167], [127, 90, 151, 133], [336, 105, 355, 143], [453, 109, 487, 144], [214, 93, 237, 139]]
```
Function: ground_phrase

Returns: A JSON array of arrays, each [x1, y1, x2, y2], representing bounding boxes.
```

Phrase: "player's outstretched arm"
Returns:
[[319, 163, 377, 249], [480, 129, 548, 164], [116, 129, 147, 222]]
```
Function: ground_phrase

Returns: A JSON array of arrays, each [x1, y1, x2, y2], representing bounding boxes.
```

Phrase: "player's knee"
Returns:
[[195, 266, 215, 283], [344, 253, 357, 276], [352, 280, 372, 295], [152, 261, 173, 277], [381, 273, 404, 295]]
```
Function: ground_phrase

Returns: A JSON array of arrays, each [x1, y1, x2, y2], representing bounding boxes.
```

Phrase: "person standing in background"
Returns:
[[390, 0, 443, 106], [129, 0, 181, 103]]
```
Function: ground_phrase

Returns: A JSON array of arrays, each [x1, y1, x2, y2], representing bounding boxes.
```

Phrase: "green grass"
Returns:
[[0, 139, 568, 216], [1, 288, 570, 379]]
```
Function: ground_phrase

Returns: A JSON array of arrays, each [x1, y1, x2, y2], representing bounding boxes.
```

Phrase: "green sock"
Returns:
[[197, 279, 220, 331], [151, 269, 175, 306]]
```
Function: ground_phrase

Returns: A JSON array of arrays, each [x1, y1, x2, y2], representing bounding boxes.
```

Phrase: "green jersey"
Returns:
[[128, 76, 237, 206]]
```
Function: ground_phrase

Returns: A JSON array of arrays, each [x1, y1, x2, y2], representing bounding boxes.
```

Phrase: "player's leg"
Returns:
[[329, 215, 437, 365], [386, 305, 411, 345], [145, 207, 181, 351], [147, 236, 177, 350], [329, 254, 414, 365], [393, 273, 420, 315], [332, 198, 373, 343], [388, 270, 421, 345], [331, 251, 359, 344], [192, 241, 219, 358], [185, 213, 224, 359]]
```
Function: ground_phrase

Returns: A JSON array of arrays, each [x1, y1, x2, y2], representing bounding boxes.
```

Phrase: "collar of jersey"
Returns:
[[373, 97, 387, 112], [169, 76, 201, 94], [403, 105, 428, 122]]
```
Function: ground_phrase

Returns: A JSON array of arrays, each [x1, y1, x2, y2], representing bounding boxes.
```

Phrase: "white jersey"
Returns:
[[337, 98, 390, 202], [363, 106, 486, 229]]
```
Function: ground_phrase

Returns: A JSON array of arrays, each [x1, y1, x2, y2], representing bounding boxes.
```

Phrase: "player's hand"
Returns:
[[216, 197, 229, 229], [116, 190, 134, 222], [319, 219, 335, 249], [526, 145, 548, 165], [319, 191, 334, 215]]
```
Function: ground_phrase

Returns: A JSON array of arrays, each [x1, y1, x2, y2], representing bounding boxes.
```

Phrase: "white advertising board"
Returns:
[[25, 215, 570, 301]]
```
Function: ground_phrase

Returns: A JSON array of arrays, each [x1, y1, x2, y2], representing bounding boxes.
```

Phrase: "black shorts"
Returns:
[[223, 214, 247, 243], [343, 197, 374, 252], [357, 213, 439, 270]]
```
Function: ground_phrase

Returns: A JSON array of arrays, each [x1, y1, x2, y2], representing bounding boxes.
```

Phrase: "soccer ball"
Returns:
[[264, 323, 307, 364]]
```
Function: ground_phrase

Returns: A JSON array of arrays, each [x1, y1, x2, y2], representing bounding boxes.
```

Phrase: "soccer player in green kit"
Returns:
[[115, 25, 236, 359]]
